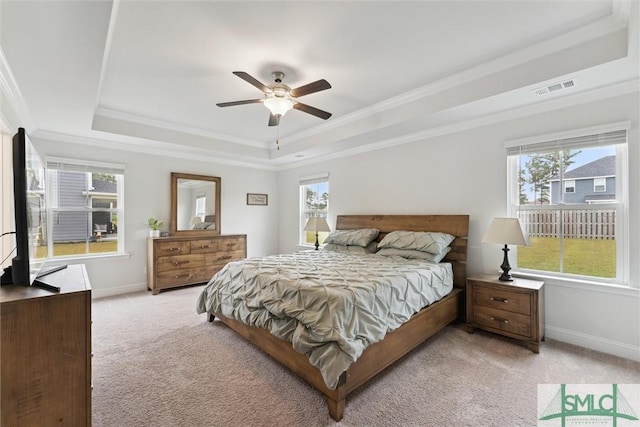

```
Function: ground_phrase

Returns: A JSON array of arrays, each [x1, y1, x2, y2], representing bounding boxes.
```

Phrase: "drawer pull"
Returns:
[[226, 243, 236, 248], [490, 316, 509, 324], [218, 255, 232, 260], [199, 245, 211, 249], [173, 260, 190, 266], [168, 247, 182, 252], [174, 273, 190, 279], [490, 297, 508, 303]]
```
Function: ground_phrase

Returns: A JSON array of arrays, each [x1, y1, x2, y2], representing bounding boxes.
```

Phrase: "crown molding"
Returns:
[[277, 79, 639, 171], [31, 129, 278, 171], [0, 47, 35, 131], [94, 106, 269, 149]]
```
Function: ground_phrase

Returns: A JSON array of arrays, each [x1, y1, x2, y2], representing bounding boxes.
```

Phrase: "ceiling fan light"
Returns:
[[263, 96, 294, 116]]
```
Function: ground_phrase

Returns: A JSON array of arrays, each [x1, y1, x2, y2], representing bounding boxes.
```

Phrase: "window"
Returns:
[[195, 194, 206, 219], [507, 125, 627, 283], [46, 158, 125, 258], [563, 180, 575, 193], [594, 178, 606, 193], [299, 173, 329, 246]]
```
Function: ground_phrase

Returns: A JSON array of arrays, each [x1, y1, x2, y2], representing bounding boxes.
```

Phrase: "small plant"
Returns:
[[147, 218, 164, 231]]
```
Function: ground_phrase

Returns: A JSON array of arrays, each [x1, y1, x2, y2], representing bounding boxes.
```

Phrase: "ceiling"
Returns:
[[1, 1, 638, 169]]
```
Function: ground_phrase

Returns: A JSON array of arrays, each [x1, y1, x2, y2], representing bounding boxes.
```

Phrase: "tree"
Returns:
[[305, 188, 328, 212], [523, 150, 580, 205]]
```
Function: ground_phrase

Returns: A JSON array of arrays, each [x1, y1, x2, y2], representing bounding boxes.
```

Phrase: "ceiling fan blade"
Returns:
[[216, 99, 263, 107], [293, 102, 332, 120], [290, 79, 331, 98], [268, 113, 280, 127], [232, 71, 272, 94]]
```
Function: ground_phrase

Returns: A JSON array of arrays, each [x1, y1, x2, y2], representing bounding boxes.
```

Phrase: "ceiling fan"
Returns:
[[217, 71, 332, 126]]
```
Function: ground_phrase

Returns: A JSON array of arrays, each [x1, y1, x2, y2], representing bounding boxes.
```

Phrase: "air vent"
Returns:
[[533, 78, 577, 96]]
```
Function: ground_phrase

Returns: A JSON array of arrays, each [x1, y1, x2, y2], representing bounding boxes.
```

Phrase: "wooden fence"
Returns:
[[518, 209, 616, 240]]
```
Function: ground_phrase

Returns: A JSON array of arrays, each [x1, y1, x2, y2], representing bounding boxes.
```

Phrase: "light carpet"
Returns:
[[91, 285, 639, 427]]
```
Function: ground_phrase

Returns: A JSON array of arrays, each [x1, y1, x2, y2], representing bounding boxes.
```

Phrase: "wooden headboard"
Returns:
[[335, 215, 469, 288]]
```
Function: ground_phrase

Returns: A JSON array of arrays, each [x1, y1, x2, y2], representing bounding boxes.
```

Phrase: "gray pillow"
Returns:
[[376, 247, 451, 263], [378, 231, 455, 255], [323, 241, 378, 254], [324, 228, 379, 247]]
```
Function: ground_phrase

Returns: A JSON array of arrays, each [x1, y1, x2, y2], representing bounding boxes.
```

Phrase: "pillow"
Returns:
[[378, 231, 455, 255], [193, 222, 215, 230], [323, 228, 379, 247], [323, 241, 378, 254], [377, 247, 451, 263]]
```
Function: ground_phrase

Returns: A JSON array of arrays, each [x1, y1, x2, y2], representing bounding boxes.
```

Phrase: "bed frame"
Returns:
[[208, 214, 469, 421]]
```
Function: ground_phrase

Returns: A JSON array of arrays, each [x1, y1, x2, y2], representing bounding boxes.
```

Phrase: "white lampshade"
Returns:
[[190, 216, 202, 225], [482, 217, 529, 246], [263, 96, 294, 116], [304, 217, 331, 232]]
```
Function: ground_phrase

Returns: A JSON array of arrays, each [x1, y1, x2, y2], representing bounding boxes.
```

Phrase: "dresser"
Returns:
[[147, 234, 247, 294], [466, 274, 544, 353], [1, 264, 92, 426]]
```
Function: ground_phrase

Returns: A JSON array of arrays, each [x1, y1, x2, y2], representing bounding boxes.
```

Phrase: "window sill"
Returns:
[[512, 271, 639, 297], [46, 252, 132, 266]]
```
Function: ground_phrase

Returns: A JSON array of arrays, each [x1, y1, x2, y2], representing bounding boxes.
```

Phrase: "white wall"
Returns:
[[31, 138, 279, 298], [277, 92, 640, 361]]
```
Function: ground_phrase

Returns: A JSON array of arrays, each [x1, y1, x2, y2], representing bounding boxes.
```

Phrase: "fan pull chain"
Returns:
[[276, 126, 280, 151]]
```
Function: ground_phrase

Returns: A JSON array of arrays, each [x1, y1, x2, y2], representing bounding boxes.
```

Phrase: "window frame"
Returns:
[[505, 122, 629, 285], [563, 180, 576, 193], [299, 173, 329, 247], [46, 157, 125, 260], [593, 177, 606, 193]]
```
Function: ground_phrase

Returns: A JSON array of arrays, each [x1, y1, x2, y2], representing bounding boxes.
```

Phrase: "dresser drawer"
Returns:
[[157, 267, 207, 287], [205, 249, 245, 264], [156, 240, 190, 256], [157, 254, 205, 272], [471, 282, 531, 315], [191, 239, 219, 254], [217, 237, 245, 252], [473, 305, 531, 338]]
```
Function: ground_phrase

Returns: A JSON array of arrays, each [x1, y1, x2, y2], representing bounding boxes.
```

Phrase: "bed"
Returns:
[[197, 214, 469, 420]]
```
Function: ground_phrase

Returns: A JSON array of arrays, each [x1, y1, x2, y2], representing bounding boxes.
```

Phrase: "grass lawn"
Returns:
[[517, 237, 616, 278], [37, 240, 118, 257]]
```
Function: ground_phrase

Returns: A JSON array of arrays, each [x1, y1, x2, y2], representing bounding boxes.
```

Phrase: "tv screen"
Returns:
[[9, 128, 48, 285]]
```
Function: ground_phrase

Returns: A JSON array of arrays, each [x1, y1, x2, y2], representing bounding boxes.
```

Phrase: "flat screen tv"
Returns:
[[1, 128, 62, 291]]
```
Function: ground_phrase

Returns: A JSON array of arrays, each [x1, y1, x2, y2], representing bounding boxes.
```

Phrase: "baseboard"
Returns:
[[546, 325, 640, 362], [92, 282, 147, 299]]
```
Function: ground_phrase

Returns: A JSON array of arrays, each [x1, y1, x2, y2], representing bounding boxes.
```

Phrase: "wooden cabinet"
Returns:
[[0, 264, 92, 426], [147, 234, 247, 294], [466, 274, 544, 353]]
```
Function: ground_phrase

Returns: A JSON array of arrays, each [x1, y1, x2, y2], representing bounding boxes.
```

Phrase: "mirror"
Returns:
[[170, 172, 221, 237]]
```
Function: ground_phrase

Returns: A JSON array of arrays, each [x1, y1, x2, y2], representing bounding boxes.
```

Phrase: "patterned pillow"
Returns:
[[376, 247, 451, 262], [378, 231, 455, 255], [323, 241, 378, 254], [323, 229, 379, 247]]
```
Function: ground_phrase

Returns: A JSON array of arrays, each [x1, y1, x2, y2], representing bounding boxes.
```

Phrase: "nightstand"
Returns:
[[466, 274, 544, 353]]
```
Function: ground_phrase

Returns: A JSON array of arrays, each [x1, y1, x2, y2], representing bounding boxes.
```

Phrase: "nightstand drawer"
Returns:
[[471, 283, 531, 315], [473, 305, 531, 338]]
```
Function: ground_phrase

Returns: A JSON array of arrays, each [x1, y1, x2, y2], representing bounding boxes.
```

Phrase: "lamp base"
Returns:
[[498, 244, 513, 281], [498, 272, 513, 282], [314, 232, 320, 251]]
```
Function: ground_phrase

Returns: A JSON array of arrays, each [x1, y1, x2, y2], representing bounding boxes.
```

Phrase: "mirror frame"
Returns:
[[170, 172, 221, 237]]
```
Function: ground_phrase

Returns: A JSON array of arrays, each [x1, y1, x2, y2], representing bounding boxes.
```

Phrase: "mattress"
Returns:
[[196, 250, 453, 389]]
